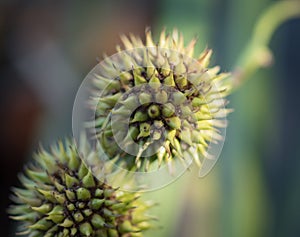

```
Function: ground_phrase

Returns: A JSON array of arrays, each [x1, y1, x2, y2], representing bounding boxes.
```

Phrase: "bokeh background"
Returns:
[[1, 0, 300, 236]]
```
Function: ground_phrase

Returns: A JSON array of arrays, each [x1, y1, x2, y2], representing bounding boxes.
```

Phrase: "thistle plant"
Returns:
[[90, 28, 232, 172], [8, 137, 155, 237]]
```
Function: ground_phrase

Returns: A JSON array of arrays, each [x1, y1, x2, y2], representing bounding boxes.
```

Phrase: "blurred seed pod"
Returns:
[[8, 136, 156, 237]]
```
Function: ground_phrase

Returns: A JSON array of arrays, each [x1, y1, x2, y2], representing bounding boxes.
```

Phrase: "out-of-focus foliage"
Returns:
[[146, 0, 300, 237]]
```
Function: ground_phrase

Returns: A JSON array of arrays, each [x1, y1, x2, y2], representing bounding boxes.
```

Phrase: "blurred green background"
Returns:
[[1, 0, 300, 236]]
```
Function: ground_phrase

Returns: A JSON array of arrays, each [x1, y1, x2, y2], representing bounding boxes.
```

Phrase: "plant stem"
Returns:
[[231, 0, 300, 91]]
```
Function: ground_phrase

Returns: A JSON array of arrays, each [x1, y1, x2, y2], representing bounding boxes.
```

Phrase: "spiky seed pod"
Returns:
[[91, 28, 232, 172], [8, 138, 155, 237]]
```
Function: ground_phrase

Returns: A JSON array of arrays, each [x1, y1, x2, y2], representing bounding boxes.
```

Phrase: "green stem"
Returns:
[[231, 0, 300, 91]]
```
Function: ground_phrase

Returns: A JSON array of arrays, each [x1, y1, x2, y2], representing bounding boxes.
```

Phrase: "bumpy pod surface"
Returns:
[[8, 138, 155, 237], [90, 28, 232, 172]]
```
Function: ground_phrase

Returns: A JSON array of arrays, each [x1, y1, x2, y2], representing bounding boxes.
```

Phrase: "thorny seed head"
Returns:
[[8, 137, 156, 237], [90, 28, 232, 173]]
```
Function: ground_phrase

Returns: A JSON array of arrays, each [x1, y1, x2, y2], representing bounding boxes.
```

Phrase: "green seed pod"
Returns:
[[8, 137, 156, 237], [154, 120, 164, 129], [163, 72, 176, 87], [120, 95, 139, 110], [138, 92, 152, 105], [149, 76, 161, 90], [90, 28, 231, 172], [147, 104, 160, 118], [131, 110, 149, 123], [162, 103, 175, 118], [138, 122, 151, 139], [155, 90, 168, 104], [172, 91, 186, 105], [133, 69, 147, 85], [165, 116, 181, 130], [153, 130, 162, 141]]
